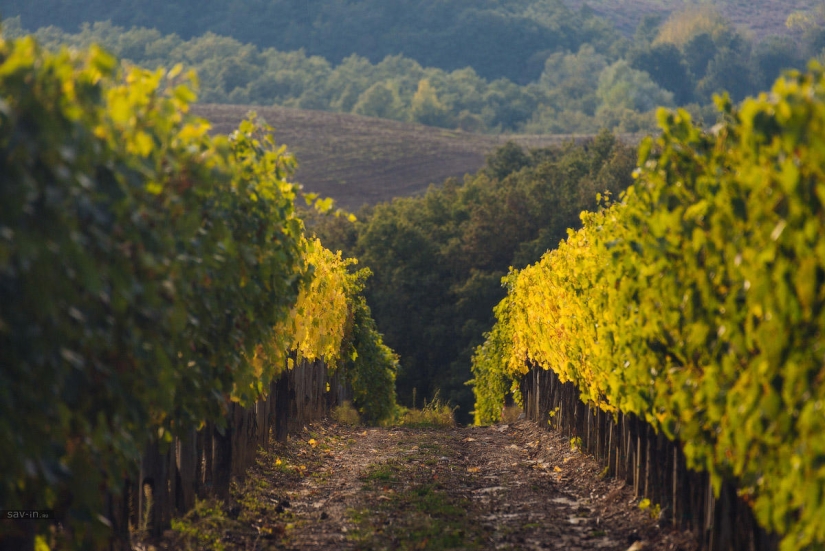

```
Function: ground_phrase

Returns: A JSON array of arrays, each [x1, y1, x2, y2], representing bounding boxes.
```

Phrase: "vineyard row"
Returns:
[[0, 36, 396, 549], [472, 66, 825, 551]]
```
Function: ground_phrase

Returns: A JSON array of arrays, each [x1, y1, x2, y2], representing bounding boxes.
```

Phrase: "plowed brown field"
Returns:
[[193, 104, 595, 210]]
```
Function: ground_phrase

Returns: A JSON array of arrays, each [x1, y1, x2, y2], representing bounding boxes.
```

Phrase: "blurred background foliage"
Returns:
[[1, 1, 823, 134]]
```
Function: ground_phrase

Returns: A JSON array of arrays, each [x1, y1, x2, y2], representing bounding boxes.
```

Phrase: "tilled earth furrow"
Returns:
[[157, 421, 697, 551]]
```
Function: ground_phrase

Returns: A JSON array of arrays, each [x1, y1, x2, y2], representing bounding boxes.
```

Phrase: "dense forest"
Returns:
[[2, 1, 823, 134], [309, 134, 636, 421], [0, 0, 615, 83]]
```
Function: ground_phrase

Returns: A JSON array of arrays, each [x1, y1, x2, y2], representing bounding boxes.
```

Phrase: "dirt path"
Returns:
[[161, 420, 697, 551]]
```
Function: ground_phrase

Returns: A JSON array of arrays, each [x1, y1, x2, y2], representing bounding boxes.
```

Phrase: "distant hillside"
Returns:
[[6, 0, 808, 141], [562, 0, 818, 37], [0, 0, 614, 84], [194, 104, 588, 209]]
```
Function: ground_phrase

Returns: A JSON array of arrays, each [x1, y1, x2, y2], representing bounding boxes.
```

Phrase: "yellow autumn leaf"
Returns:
[[132, 131, 154, 157], [178, 122, 210, 141]]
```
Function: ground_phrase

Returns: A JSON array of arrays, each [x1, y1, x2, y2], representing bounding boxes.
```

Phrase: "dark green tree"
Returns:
[[629, 42, 694, 104], [697, 48, 759, 102], [754, 36, 804, 90], [312, 133, 637, 423], [683, 32, 718, 80], [633, 14, 662, 46]]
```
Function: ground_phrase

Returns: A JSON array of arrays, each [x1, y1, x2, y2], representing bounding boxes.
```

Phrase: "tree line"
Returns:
[[0, 0, 614, 84], [1, 3, 821, 134], [309, 133, 637, 422]]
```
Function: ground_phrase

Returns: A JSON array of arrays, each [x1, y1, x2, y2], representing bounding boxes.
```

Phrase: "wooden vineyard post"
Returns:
[[257, 399, 268, 450], [106, 479, 131, 550], [176, 429, 197, 514], [229, 403, 248, 480], [607, 417, 614, 477], [520, 365, 778, 551], [139, 440, 171, 538], [201, 423, 214, 498], [673, 445, 679, 528], [275, 370, 290, 442], [212, 414, 233, 501], [635, 428, 641, 498], [644, 425, 651, 500]]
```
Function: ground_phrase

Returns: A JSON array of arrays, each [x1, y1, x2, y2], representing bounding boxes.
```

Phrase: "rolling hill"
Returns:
[[561, 0, 818, 37], [194, 104, 589, 209]]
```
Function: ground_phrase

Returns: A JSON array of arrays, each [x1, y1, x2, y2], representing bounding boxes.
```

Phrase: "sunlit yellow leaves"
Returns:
[[0, 34, 372, 546], [131, 131, 154, 157], [85, 44, 117, 81], [284, 238, 358, 368], [177, 122, 210, 141], [472, 65, 825, 550], [107, 94, 132, 124], [794, 257, 817, 316], [314, 197, 334, 213]]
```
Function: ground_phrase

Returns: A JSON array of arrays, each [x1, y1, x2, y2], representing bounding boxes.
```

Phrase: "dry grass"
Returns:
[[395, 392, 456, 428], [192, 104, 590, 210], [331, 400, 361, 426], [561, 0, 818, 38], [500, 405, 523, 425]]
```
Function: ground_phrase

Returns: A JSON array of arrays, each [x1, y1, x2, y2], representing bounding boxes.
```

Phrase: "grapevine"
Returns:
[[473, 65, 825, 550]]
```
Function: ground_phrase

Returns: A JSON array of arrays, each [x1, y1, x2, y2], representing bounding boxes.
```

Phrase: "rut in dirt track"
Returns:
[[161, 420, 697, 551]]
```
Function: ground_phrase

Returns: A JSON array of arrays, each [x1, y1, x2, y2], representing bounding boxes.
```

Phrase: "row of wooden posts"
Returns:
[[97, 360, 778, 549], [104, 358, 346, 549], [520, 366, 779, 551]]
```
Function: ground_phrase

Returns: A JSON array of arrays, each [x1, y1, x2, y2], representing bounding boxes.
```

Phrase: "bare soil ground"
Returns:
[[158, 420, 699, 551], [192, 104, 592, 210], [561, 0, 817, 37]]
